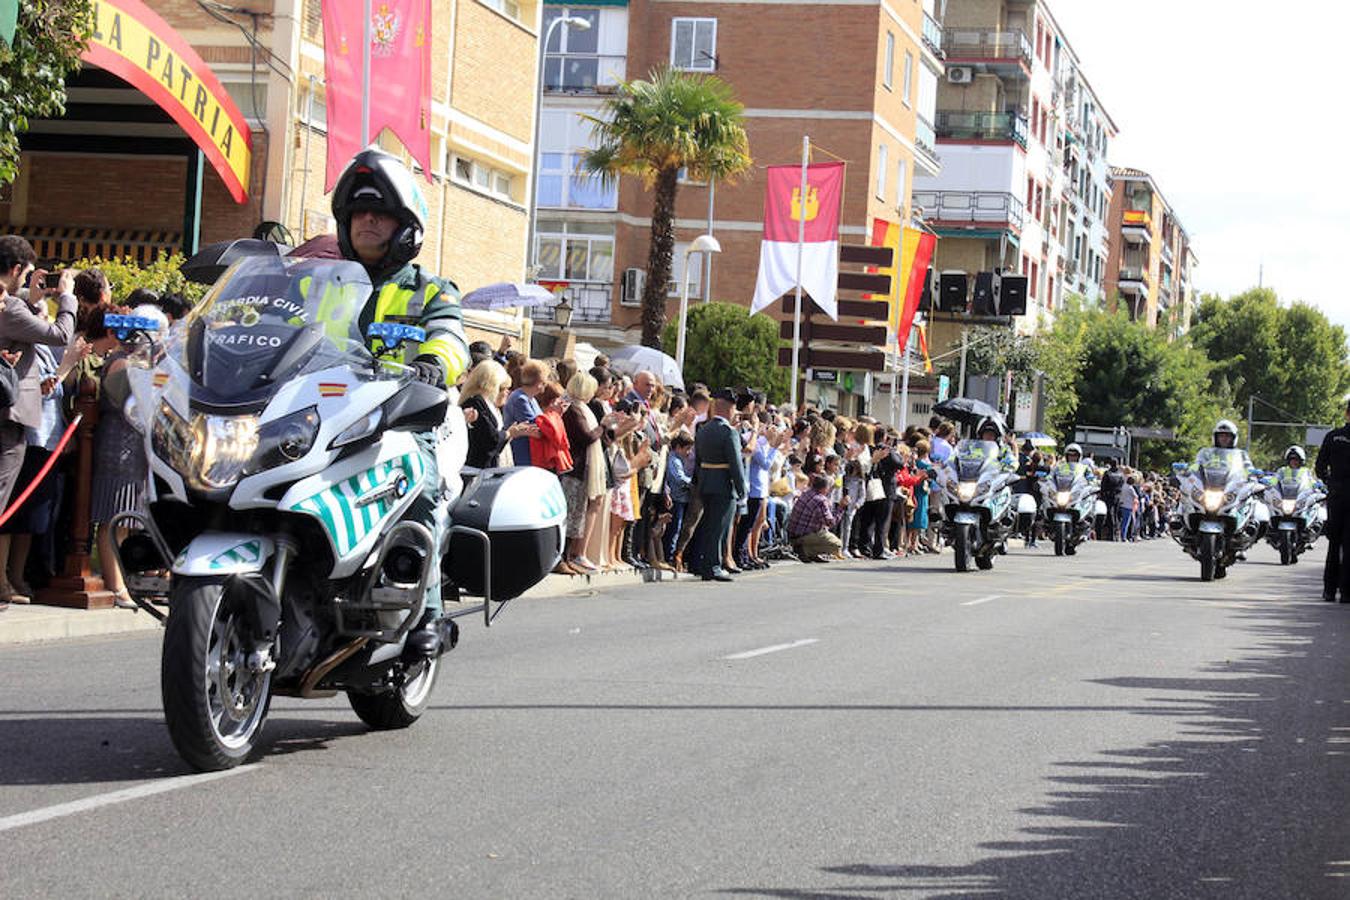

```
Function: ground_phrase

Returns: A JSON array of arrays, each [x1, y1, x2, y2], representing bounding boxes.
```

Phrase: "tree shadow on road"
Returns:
[[0, 714, 368, 785], [720, 570, 1350, 899]]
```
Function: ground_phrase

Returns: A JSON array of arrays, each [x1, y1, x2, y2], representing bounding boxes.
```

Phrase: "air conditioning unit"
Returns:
[[621, 268, 645, 306], [947, 67, 974, 84]]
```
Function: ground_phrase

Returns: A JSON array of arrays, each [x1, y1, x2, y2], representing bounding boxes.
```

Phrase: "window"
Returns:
[[535, 220, 615, 284], [894, 157, 907, 209], [875, 144, 888, 200], [883, 32, 894, 89], [902, 52, 914, 105], [543, 8, 603, 91], [480, 0, 521, 21], [537, 110, 618, 210], [1030, 261, 1039, 298], [451, 155, 515, 201], [671, 18, 717, 71]]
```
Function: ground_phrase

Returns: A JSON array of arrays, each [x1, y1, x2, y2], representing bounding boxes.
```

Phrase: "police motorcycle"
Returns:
[[939, 420, 1020, 572], [1040, 444, 1099, 557], [1262, 446, 1326, 565], [1170, 422, 1267, 582], [114, 255, 565, 771]]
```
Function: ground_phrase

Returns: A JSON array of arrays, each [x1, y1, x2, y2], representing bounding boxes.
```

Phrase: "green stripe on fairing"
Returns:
[[307, 497, 341, 550], [351, 473, 373, 532]]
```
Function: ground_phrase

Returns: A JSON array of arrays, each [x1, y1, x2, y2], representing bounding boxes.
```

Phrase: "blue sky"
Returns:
[[1051, 0, 1350, 329]]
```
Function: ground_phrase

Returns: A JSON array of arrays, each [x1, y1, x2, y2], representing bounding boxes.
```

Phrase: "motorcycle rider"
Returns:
[[975, 418, 1018, 472], [1314, 400, 1350, 603], [1277, 445, 1314, 488], [1061, 442, 1093, 475], [331, 148, 472, 654]]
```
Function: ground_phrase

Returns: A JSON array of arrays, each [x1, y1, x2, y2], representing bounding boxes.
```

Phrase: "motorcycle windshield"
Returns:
[[1195, 447, 1245, 490], [173, 256, 376, 409], [1280, 478, 1303, 499], [1053, 470, 1077, 492], [953, 440, 1000, 481]]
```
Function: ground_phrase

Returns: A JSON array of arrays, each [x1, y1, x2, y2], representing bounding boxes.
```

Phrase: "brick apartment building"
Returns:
[[531, 0, 944, 409], [1104, 166, 1198, 337], [3, 0, 543, 345], [913, 0, 1117, 364]]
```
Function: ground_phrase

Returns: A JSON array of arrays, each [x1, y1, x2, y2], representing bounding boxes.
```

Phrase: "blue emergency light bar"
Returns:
[[366, 321, 426, 347], [104, 314, 162, 341]]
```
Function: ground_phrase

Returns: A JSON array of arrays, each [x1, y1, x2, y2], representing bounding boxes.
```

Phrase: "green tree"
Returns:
[[661, 301, 787, 402], [71, 253, 207, 305], [581, 68, 751, 349], [0, 1, 93, 184]]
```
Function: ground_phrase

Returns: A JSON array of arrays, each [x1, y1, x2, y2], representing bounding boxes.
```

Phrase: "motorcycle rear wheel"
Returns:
[[162, 577, 273, 771], [348, 656, 441, 730]]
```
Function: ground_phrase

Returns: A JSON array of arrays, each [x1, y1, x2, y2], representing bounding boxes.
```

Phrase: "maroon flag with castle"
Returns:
[[750, 161, 844, 320], [323, 0, 434, 191]]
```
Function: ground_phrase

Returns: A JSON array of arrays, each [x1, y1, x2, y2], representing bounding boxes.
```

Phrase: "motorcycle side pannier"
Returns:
[[446, 467, 566, 600]]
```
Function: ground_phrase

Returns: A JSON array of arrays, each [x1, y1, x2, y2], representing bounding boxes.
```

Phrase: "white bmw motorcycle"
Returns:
[[1040, 462, 1099, 557], [1170, 447, 1267, 582], [939, 440, 1020, 572], [116, 257, 564, 771], [1262, 473, 1326, 565]]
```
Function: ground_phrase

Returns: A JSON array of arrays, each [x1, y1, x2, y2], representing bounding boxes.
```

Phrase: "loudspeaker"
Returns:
[[937, 271, 968, 312], [998, 275, 1029, 315], [918, 268, 934, 313], [972, 271, 996, 316]]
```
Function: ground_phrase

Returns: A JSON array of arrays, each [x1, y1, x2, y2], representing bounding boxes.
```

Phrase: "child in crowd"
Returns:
[[840, 458, 865, 558]]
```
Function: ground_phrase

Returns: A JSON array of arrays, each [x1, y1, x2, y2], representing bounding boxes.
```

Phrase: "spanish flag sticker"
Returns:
[[153, 372, 170, 387], [318, 382, 347, 398]]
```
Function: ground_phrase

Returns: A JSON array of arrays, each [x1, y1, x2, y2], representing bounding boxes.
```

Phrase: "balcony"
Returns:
[[1161, 242, 1175, 268], [542, 54, 626, 94], [526, 283, 613, 325], [942, 29, 1033, 69], [934, 110, 1028, 147], [1118, 267, 1150, 297], [914, 115, 940, 174], [913, 190, 1025, 234], [922, 11, 944, 59]]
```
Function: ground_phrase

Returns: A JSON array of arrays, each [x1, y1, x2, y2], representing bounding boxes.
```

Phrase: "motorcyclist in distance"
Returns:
[[974, 417, 1018, 472], [1277, 445, 1314, 488]]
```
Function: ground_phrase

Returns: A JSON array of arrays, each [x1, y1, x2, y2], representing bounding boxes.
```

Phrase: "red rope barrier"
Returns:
[[0, 413, 83, 530]]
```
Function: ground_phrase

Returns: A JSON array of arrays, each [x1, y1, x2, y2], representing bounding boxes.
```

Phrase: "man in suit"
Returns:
[[689, 389, 745, 581]]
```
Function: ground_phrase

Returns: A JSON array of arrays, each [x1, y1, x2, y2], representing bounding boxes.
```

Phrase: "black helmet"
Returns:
[[332, 148, 429, 272]]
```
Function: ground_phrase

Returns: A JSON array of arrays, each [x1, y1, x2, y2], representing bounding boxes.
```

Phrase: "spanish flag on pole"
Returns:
[[868, 219, 936, 353]]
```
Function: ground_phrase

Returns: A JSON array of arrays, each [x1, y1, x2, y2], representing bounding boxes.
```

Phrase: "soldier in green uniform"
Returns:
[[689, 388, 746, 582], [331, 149, 471, 658]]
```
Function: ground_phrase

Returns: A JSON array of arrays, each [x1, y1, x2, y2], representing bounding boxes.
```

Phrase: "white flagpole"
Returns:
[[789, 135, 809, 411], [900, 329, 913, 432], [361, 0, 372, 145]]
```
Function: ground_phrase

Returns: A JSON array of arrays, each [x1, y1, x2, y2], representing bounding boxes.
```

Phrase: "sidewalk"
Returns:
[[0, 566, 692, 647]]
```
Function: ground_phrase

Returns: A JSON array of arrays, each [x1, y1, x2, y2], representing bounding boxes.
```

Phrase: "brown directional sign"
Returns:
[[839, 245, 894, 267], [779, 320, 887, 344], [837, 272, 893, 294], [777, 347, 886, 372]]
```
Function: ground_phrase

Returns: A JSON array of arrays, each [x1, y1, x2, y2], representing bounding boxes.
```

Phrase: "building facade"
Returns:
[[1104, 166, 1197, 335], [912, 0, 1115, 357], [531, 0, 945, 405], [6, 0, 540, 345]]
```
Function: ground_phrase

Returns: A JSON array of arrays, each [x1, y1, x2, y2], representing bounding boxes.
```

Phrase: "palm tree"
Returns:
[[581, 67, 751, 348]]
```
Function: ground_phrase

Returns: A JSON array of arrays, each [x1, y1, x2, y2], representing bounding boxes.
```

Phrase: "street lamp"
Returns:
[[675, 234, 722, 373], [554, 294, 574, 329], [525, 15, 592, 277]]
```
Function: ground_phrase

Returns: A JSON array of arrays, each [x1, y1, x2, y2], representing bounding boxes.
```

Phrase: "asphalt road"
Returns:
[[3, 537, 1349, 899]]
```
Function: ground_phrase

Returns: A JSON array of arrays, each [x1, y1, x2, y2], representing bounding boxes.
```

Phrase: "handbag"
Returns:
[[865, 476, 885, 502]]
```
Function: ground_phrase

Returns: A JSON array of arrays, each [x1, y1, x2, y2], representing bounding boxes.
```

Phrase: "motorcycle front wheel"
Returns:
[[348, 656, 440, 730], [1198, 533, 1219, 582], [1279, 533, 1294, 566], [1053, 523, 1067, 557], [953, 524, 974, 573], [162, 577, 273, 771]]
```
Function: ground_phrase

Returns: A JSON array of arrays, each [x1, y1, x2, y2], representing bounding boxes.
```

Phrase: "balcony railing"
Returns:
[[542, 54, 626, 93], [913, 190, 1025, 232], [942, 29, 1032, 67], [934, 110, 1028, 147], [1118, 267, 1150, 285], [526, 283, 613, 325], [922, 11, 944, 58], [915, 115, 939, 167]]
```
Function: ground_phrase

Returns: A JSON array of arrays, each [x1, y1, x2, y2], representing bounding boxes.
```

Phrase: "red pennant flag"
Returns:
[[323, 0, 434, 191], [750, 162, 845, 319], [897, 231, 936, 353]]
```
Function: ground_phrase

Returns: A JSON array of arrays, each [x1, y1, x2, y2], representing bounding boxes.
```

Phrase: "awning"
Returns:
[[16, 226, 182, 267], [81, 0, 253, 203]]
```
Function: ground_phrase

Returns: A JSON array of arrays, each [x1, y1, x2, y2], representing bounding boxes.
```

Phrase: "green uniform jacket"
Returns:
[[362, 262, 471, 386], [695, 417, 746, 500]]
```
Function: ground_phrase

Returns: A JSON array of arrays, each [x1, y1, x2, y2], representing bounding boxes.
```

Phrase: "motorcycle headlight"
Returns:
[[1202, 488, 1224, 513], [1056, 490, 1072, 507], [1281, 498, 1296, 515], [243, 407, 321, 476], [151, 400, 263, 492], [958, 481, 977, 502]]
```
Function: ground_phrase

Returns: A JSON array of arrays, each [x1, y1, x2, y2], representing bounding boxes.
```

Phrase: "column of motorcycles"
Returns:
[[936, 426, 1327, 583]]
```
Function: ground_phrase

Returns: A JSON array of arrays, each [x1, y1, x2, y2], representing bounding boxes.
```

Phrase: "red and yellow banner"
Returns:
[[870, 217, 935, 354], [84, 0, 253, 203]]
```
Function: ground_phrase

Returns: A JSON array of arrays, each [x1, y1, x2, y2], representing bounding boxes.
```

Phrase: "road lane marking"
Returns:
[[0, 765, 261, 834], [960, 594, 1002, 607], [724, 639, 819, 660]]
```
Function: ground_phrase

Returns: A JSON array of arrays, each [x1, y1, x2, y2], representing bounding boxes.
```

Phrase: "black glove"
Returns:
[[410, 355, 445, 386]]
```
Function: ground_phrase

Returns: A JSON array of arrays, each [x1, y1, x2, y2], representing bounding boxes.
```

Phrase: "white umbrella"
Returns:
[[460, 282, 558, 311], [607, 345, 685, 391]]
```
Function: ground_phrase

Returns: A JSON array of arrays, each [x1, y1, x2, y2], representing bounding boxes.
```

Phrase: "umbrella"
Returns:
[[607, 345, 685, 391], [460, 282, 558, 312], [180, 238, 280, 284], [1023, 431, 1057, 448], [933, 397, 1006, 428], [288, 233, 342, 260]]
